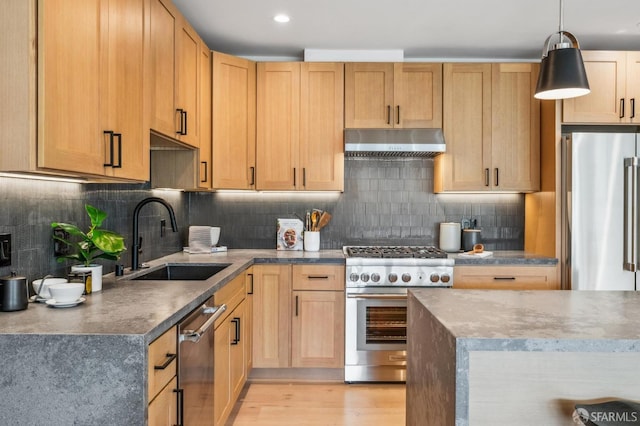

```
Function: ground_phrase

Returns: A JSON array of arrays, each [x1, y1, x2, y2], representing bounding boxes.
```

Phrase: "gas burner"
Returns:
[[345, 246, 448, 259]]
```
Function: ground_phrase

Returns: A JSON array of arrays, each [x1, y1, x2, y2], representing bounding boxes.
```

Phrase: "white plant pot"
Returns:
[[71, 264, 103, 293]]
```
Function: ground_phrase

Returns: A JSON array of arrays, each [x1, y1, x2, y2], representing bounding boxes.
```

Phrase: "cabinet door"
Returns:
[[345, 63, 394, 128], [252, 264, 291, 368], [230, 302, 246, 400], [627, 52, 640, 124], [212, 52, 257, 189], [436, 63, 492, 192], [245, 269, 254, 371], [198, 46, 212, 188], [38, 0, 105, 175], [104, 0, 148, 181], [175, 19, 200, 147], [149, 0, 177, 138], [256, 62, 300, 190], [563, 51, 627, 123], [213, 318, 231, 426], [491, 63, 540, 191], [394, 63, 443, 128], [299, 62, 344, 191], [148, 377, 178, 426], [291, 290, 344, 368]]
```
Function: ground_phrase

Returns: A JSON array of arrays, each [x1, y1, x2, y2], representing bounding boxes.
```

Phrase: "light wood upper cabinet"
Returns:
[[435, 62, 540, 192], [212, 52, 257, 190], [149, 0, 202, 148], [149, 0, 177, 139], [299, 62, 345, 191], [491, 63, 540, 192], [175, 19, 200, 147], [563, 51, 640, 124], [257, 62, 344, 191], [345, 62, 442, 128], [198, 46, 212, 189], [1, 0, 149, 181]]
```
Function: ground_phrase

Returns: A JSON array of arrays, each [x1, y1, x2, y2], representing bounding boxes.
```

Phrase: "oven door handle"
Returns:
[[346, 294, 406, 300]]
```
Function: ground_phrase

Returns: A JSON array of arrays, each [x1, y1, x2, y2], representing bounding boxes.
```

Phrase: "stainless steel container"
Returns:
[[0, 271, 29, 311]]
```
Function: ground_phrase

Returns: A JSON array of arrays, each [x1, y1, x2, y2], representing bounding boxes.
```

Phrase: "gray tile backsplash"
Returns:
[[189, 158, 524, 251], [0, 177, 187, 282], [0, 158, 524, 281]]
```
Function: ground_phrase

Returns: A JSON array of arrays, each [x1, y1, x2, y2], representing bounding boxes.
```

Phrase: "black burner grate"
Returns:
[[345, 246, 448, 259]]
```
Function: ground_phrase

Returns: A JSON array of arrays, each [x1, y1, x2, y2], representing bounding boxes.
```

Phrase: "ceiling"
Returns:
[[173, 0, 640, 61]]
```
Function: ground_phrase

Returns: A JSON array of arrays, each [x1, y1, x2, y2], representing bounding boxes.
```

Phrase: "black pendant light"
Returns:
[[534, 0, 590, 100]]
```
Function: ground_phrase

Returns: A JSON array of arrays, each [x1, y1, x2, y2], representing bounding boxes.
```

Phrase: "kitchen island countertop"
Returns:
[[407, 289, 640, 425]]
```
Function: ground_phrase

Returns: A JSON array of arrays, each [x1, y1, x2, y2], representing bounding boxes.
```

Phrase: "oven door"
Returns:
[[345, 287, 407, 381]]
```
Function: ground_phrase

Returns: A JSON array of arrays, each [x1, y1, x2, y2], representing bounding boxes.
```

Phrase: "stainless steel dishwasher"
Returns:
[[178, 296, 227, 425]]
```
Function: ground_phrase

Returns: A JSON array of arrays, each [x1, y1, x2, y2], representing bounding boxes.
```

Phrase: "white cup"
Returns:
[[304, 231, 320, 252]]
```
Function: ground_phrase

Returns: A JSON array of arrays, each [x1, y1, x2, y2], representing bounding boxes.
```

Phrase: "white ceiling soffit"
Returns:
[[173, 0, 640, 61]]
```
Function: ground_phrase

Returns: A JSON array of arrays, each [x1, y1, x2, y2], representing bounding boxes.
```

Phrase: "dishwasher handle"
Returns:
[[180, 304, 227, 343]]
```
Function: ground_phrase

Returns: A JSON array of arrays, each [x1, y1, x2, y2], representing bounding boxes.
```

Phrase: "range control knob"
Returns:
[[371, 273, 381, 283], [388, 273, 398, 283], [402, 273, 411, 283], [360, 273, 370, 283], [349, 273, 360, 282], [440, 274, 451, 284], [430, 273, 440, 283]]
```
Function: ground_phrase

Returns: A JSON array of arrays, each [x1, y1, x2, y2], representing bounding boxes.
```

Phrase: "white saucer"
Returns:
[[46, 297, 86, 308]]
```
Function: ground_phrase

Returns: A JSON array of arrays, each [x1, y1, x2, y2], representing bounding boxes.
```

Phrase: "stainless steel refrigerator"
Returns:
[[564, 129, 640, 290]]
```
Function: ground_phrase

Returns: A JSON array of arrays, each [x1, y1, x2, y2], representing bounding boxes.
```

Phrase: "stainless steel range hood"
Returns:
[[344, 129, 446, 158]]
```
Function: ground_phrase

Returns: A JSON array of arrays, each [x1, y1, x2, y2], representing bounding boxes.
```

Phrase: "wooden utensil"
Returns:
[[316, 211, 332, 231], [310, 211, 320, 231]]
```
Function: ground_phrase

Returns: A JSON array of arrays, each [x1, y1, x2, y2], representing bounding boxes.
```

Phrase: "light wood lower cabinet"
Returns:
[[453, 265, 559, 290], [148, 377, 178, 426], [252, 264, 345, 369], [213, 273, 248, 426], [148, 326, 178, 426], [252, 264, 291, 368]]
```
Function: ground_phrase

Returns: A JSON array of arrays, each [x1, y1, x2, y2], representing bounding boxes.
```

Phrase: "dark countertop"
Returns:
[[450, 250, 558, 265], [0, 249, 345, 426], [0, 249, 345, 341]]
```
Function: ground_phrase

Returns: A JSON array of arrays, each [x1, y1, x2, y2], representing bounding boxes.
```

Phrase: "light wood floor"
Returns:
[[226, 382, 406, 426]]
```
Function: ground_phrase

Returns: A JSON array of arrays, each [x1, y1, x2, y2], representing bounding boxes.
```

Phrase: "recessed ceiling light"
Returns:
[[273, 14, 290, 23]]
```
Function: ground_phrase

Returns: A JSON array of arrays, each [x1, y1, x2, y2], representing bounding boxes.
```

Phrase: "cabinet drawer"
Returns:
[[292, 264, 345, 291], [214, 273, 246, 327], [453, 265, 559, 290], [148, 325, 177, 401]]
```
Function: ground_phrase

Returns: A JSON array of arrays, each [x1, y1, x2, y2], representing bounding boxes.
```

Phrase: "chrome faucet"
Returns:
[[131, 197, 178, 270]]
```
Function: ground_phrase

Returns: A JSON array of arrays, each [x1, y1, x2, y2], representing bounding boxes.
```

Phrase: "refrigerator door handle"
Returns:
[[623, 157, 639, 272]]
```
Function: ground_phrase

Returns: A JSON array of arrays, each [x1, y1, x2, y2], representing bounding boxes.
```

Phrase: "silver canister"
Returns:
[[462, 229, 482, 252], [0, 271, 29, 312]]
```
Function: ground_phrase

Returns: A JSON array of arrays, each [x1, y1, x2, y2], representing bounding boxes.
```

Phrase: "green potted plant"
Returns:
[[51, 204, 126, 292]]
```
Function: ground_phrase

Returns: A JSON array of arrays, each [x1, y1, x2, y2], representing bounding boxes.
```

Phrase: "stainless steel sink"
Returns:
[[132, 264, 230, 281]]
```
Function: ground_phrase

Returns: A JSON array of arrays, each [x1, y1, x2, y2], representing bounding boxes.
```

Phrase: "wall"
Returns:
[[0, 177, 187, 282], [0, 158, 524, 282], [189, 158, 524, 250]]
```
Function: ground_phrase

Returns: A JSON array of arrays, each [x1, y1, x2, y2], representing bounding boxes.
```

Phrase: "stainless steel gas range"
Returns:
[[344, 246, 454, 383]]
